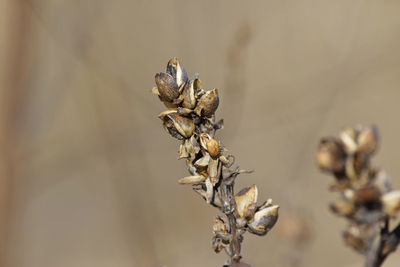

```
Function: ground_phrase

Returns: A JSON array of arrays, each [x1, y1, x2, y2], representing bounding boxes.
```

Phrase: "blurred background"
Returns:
[[1, 0, 400, 266]]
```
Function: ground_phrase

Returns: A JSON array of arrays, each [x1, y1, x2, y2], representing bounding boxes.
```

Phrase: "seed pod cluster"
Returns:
[[153, 58, 279, 265], [316, 125, 400, 254]]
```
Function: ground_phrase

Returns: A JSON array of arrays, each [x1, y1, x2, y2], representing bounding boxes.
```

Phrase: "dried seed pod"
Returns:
[[200, 133, 221, 158], [248, 204, 279, 236], [234, 185, 258, 219], [382, 190, 400, 216], [213, 216, 228, 233], [182, 74, 202, 109], [316, 138, 346, 173], [357, 125, 378, 155], [207, 138, 220, 158], [166, 58, 188, 90], [208, 158, 221, 185], [205, 178, 214, 204], [155, 72, 180, 102], [159, 111, 194, 139], [178, 175, 206, 184], [212, 236, 225, 253], [194, 89, 219, 117], [343, 226, 367, 253], [340, 127, 358, 154], [372, 169, 392, 194], [330, 199, 355, 217], [354, 186, 381, 204], [194, 153, 211, 168]]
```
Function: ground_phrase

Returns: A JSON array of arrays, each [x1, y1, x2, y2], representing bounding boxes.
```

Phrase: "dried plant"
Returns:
[[152, 58, 279, 266], [316, 125, 400, 267]]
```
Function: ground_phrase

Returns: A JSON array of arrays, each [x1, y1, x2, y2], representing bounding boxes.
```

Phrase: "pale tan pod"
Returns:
[[247, 205, 279, 236], [207, 138, 220, 158], [234, 185, 258, 218], [382, 190, 400, 216], [316, 138, 346, 173], [340, 128, 358, 154], [357, 125, 378, 155], [208, 158, 220, 185], [200, 133, 212, 150], [194, 153, 211, 168], [178, 175, 207, 184]]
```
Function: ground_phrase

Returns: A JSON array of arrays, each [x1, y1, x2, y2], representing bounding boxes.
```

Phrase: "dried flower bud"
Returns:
[[159, 111, 194, 139], [234, 185, 258, 219], [182, 74, 202, 109], [343, 226, 367, 252], [382, 190, 400, 216], [155, 72, 180, 102], [248, 204, 279, 236], [357, 125, 378, 155], [330, 199, 355, 217], [194, 89, 219, 117], [316, 138, 346, 173]]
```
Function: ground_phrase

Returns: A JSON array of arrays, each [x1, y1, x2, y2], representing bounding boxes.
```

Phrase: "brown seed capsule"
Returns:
[[159, 111, 194, 139], [155, 72, 180, 102], [382, 190, 400, 216], [182, 74, 202, 109], [234, 185, 258, 219], [357, 125, 378, 155], [194, 89, 219, 117], [247, 205, 279, 236], [166, 58, 188, 90], [316, 138, 346, 173], [354, 186, 381, 204], [207, 138, 220, 158]]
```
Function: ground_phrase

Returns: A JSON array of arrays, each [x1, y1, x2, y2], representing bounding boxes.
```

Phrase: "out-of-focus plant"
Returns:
[[316, 125, 400, 267], [152, 58, 279, 267]]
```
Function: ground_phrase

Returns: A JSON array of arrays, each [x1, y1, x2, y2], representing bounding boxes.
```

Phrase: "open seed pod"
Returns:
[[247, 204, 279, 236], [194, 88, 219, 117], [316, 138, 346, 173], [182, 74, 202, 109], [159, 111, 194, 139], [166, 57, 188, 90], [234, 185, 258, 220]]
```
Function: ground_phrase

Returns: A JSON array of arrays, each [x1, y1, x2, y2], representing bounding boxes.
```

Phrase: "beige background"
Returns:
[[1, 0, 400, 266]]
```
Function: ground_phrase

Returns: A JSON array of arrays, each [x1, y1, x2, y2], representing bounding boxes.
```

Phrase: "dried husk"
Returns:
[[247, 205, 279, 236], [234, 185, 258, 219], [194, 89, 219, 117]]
